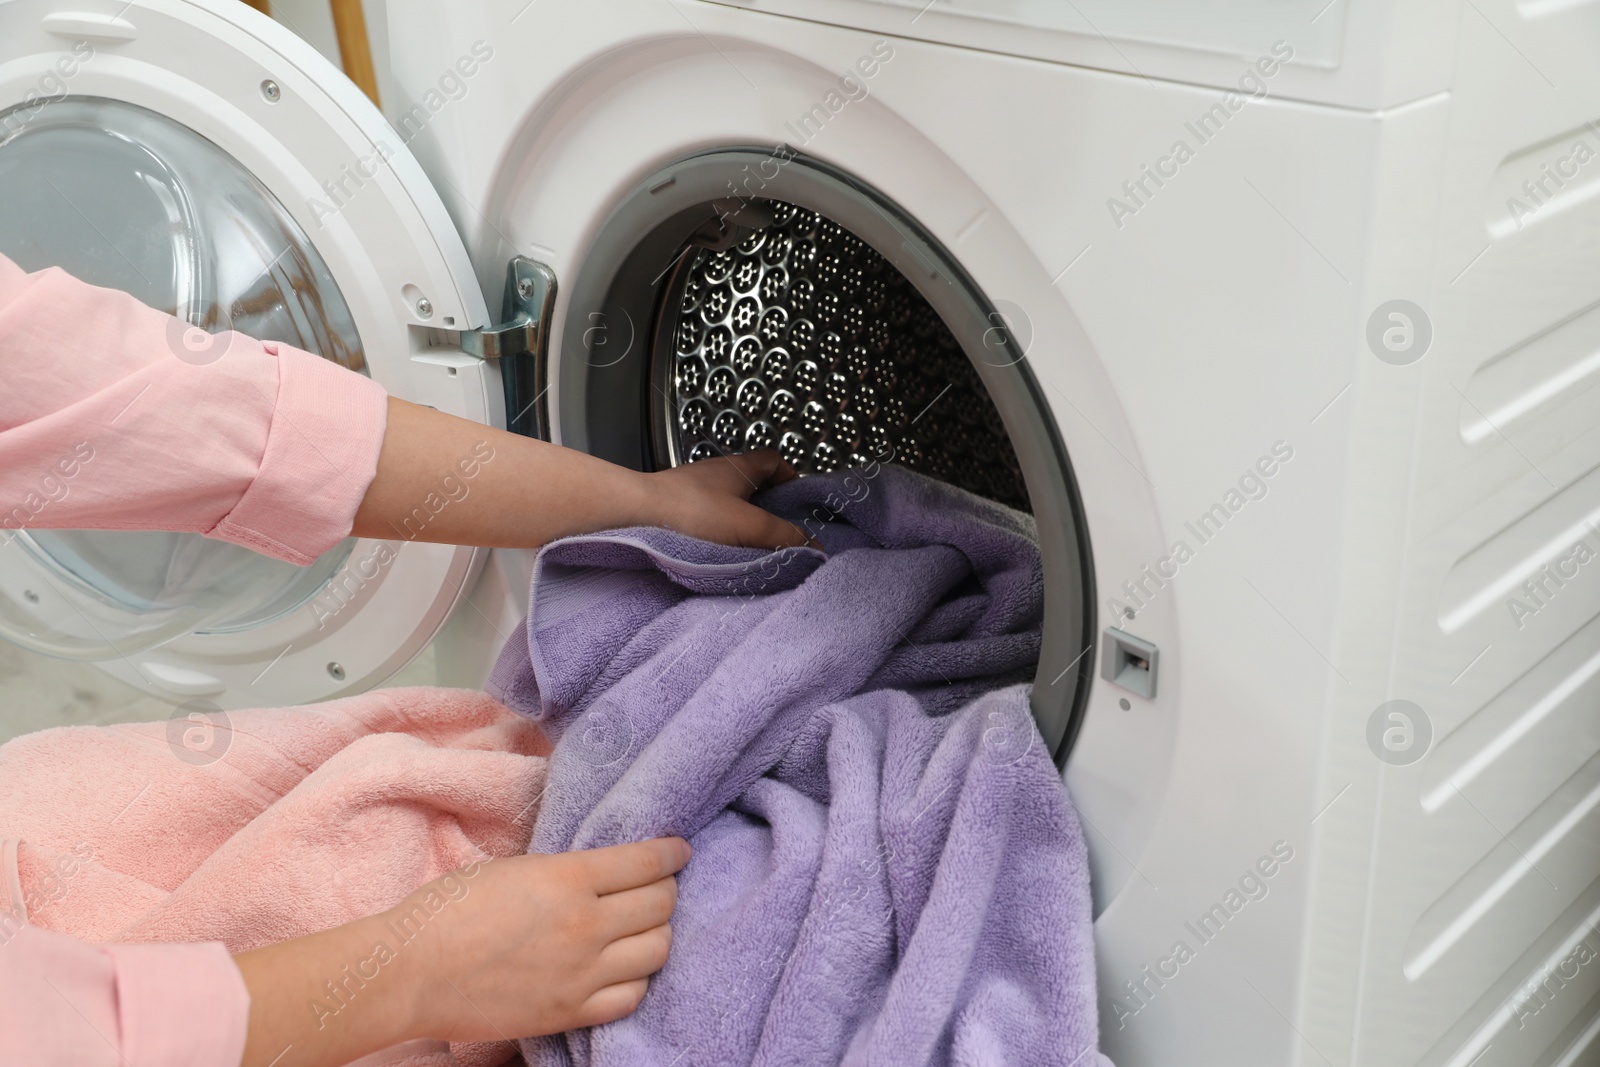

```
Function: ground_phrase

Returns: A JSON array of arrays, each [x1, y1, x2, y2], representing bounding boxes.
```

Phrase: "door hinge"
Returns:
[[460, 257, 557, 439]]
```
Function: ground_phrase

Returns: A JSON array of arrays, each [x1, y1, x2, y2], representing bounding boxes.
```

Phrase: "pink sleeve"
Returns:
[[0, 253, 389, 565], [0, 922, 249, 1067]]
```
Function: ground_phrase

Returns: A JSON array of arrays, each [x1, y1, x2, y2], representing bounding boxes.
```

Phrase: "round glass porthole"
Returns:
[[0, 97, 362, 660]]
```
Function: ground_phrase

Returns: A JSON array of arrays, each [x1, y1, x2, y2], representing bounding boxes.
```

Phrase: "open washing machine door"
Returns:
[[0, 0, 528, 708]]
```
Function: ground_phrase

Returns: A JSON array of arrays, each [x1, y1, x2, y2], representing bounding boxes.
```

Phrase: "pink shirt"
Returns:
[[0, 253, 390, 1064], [0, 254, 387, 564]]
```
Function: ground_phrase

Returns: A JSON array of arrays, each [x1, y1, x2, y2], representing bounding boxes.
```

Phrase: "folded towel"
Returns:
[[490, 466, 1108, 1067], [0, 686, 549, 1067]]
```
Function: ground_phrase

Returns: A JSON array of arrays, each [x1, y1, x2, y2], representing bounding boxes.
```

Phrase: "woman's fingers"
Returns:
[[579, 837, 691, 896], [707, 449, 798, 498], [595, 924, 675, 987], [738, 448, 799, 488], [749, 507, 811, 550], [334, 843, 691, 1046], [643, 449, 821, 549], [600, 875, 679, 937], [724, 451, 810, 546], [577, 978, 652, 1030]]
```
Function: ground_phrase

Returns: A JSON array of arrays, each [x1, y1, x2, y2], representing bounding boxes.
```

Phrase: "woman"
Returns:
[[0, 252, 807, 1067]]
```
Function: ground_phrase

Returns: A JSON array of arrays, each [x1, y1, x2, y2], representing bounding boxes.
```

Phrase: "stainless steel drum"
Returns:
[[650, 200, 1031, 512]]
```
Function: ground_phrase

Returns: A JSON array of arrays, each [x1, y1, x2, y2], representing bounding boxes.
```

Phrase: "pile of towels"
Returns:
[[0, 466, 1106, 1066], [0, 687, 544, 1067], [491, 466, 1104, 1067]]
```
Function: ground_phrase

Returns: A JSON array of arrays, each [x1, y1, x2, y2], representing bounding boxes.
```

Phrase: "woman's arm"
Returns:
[[1, 255, 805, 562], [352, 397, 807, 551], [0, 256, 389, 564], [0, 839, 685, 1067], [0, 925, 251, 1067], [235, 839, 688, 1067]]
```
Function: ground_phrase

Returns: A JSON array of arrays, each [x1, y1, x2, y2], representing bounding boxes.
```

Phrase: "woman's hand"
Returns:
[[351, 398, 808, 551], [234, 837, 690, 1067], [644, 450, 809, 549], [404, 840, 687, 1043]]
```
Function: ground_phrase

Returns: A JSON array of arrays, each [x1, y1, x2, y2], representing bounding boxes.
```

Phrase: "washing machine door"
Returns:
[[0, 0, 505, 707]]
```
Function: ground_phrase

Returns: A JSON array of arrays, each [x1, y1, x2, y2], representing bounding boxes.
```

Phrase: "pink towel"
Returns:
[[0, 686, 550, 1067]]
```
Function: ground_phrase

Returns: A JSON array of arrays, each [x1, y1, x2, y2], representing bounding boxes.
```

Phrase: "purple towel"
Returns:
[[489, 465, 1108, 1067]]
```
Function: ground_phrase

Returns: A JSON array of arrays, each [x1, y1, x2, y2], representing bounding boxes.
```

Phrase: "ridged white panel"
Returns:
[[1421, 611, 1600, 818], [1402, 752, 1600, 981], [1414, 881, 1600, 1067], [1345, 1, 1600, 1063], [1458, 299, 1600, 449]]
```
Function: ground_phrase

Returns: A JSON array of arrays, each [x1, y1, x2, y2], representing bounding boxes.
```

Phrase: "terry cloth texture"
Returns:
[[490, 466, 1108, 1067], [0, 687, 547, 1067]]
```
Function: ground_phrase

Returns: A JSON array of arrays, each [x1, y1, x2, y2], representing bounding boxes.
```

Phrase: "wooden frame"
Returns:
[[234, 0, 381, 107]]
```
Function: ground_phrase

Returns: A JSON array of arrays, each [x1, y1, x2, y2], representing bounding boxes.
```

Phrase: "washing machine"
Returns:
[[3, 0, 1600, 1063]]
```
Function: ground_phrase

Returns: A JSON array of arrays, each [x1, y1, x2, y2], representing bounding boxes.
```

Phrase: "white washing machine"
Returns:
[[2, 0, 1600, 1064]]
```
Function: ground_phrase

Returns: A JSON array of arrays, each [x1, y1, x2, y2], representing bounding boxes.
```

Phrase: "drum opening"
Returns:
[[554, 149, 1094, 761]]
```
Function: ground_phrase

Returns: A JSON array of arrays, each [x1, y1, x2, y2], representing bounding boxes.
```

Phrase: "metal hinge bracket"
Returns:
[[459, 257, 557, 439]]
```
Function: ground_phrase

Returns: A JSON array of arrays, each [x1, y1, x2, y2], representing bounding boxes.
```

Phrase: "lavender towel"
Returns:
[[489, 465, 1107, 1067]]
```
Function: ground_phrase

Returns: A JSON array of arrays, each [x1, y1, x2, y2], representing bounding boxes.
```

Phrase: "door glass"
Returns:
[[0, 97, 362, 660]]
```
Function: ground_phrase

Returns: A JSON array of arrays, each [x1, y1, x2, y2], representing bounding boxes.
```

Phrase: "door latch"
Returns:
[[460, 257, 557, 439], [1101, 627, 1158, 699]]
